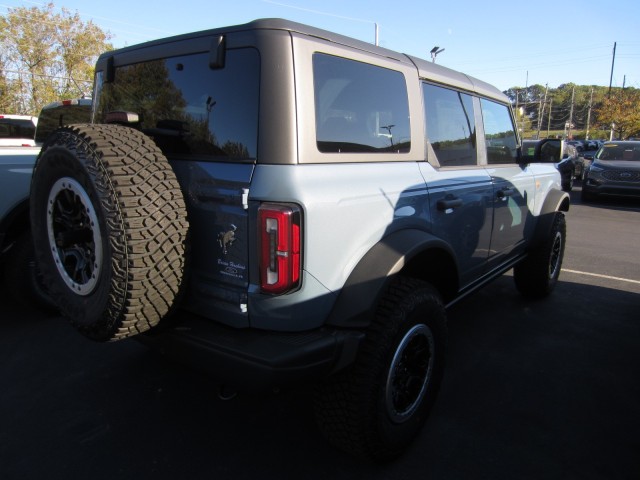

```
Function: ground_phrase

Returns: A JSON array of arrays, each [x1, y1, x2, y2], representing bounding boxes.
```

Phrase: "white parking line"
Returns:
[[563, 269, 640, 285]]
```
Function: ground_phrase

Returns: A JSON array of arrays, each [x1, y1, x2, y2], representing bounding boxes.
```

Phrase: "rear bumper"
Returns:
[[137, 311, 364, 392]]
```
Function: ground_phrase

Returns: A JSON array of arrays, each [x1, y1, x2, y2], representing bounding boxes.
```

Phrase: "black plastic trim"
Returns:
[[137, 311, 364, 392]]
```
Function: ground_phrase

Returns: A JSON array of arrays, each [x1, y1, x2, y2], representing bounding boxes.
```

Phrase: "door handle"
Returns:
[[497, 188, 515, 199], [437, 197, 463, 211]]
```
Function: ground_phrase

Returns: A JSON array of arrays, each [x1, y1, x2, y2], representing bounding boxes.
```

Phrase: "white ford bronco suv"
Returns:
[[29, 19, 569, 460]]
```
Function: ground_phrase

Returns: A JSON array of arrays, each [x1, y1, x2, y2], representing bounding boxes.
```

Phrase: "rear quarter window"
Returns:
[[313, 53, 410, 154]]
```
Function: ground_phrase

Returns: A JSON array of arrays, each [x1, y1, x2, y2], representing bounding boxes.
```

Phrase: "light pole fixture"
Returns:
[[430, 46, 445, 63]]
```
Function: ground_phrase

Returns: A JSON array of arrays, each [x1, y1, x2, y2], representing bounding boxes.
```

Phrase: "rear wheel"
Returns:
[[30, 124, 189, 341], [514, 212, 566, 299], [314, 277, 447, 461]]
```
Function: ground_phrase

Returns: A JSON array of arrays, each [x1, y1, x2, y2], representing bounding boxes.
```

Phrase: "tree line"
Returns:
[[0, 3, 112, 115], [1, 3, 639, 140], [504, 84, 640, 141]]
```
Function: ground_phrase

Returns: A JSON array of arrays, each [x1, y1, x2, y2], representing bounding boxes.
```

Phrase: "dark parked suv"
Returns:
[[582, 141, 640, 200], [29, 19, 570, 461]]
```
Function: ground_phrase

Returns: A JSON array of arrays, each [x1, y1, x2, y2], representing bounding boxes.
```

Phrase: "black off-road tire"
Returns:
[[3, 231, 58, 313], [30, 124, 189, 341], [562, 175, 574, 192], [514, 212, 566, 299], [314, 277, 447, 462]]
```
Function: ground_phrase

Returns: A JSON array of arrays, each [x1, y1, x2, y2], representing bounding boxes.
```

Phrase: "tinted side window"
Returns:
[[481, 99, 518, 165], [97, 48, 259, 161], [423, 83, 477, 167], [313, 54, 410, 153]]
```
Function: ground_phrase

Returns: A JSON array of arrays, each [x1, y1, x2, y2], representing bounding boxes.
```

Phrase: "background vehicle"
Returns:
[[582, 141, 640, 201], [522, 138, 579, 191], [0, 99, 91, 310], [28, 19, 569, 461], [567, 140, 585, 153], [0, 114, 37, 147]]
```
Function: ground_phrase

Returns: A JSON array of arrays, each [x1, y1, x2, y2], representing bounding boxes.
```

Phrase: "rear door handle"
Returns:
[[437, 197, 463, 211]]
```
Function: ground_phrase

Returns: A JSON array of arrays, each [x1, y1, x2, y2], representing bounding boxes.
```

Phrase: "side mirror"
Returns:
[[535, 138, 563, 163]]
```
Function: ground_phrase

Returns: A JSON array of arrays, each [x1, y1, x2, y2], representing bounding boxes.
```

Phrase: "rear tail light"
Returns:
[[259, 203, 302, 294]]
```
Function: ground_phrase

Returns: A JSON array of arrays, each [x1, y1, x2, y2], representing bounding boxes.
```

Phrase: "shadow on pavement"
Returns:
[[0, 276, 638, 479]]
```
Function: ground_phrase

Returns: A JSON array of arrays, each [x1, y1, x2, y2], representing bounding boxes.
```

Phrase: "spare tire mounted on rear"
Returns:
[[30, 124, 189, 341]]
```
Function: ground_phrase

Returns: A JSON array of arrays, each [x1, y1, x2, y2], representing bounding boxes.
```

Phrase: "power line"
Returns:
[[0, 68, 92, 83]]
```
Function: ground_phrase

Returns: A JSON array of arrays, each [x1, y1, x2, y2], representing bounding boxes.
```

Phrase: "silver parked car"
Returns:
[[581, 141, 640, 201]]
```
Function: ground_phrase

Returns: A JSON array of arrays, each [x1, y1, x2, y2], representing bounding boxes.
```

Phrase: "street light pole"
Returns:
[[430, 46, 445, 63]]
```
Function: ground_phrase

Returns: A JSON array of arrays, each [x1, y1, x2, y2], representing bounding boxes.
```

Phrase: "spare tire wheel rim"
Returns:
[[385, 324, 435, 424], [47, 177, 103, 296]]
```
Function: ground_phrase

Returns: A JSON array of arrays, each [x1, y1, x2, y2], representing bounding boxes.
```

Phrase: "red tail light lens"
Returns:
[[259, 203, 302, 294]]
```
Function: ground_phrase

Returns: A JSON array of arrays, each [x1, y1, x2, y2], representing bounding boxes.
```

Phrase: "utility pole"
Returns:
[[375, 23, 379, 46], [536, 83, 548, 140], [585, 88, 594, 141], [568, 86, 575, 139], [547, 98, 553, 138], [608, 42, 616, 96]]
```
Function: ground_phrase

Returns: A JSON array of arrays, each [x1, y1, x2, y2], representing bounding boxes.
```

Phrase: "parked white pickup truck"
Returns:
[[0, 114, 37, 147], [0, 99, 91, 310]]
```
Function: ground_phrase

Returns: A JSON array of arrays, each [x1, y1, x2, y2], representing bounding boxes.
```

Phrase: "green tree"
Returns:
[[504, 83, 638, 140], [0, 2, 112, 115], [594, 88, 640, 140]]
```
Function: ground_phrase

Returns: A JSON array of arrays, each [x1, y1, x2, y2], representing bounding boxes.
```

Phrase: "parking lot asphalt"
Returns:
[[1, 187, 639, 480]]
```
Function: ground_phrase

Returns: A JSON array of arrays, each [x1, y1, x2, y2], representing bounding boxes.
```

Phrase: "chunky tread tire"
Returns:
[[314, 277, 447, 461], [30, 124, 189, 341], [514, 212, 566, 299]]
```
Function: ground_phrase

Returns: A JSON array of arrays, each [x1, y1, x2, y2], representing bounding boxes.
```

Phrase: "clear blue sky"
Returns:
[[2, 0, 639, 91]]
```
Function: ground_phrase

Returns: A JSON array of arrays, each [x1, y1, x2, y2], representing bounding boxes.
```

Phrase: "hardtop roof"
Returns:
[[100, 18, 508, 103]]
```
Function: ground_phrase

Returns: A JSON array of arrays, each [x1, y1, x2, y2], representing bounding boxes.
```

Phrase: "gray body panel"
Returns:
[[90, 18, 566, 337]]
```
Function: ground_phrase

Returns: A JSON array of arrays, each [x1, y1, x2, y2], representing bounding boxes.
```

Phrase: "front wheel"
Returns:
[[562, 173, 574, 192], [314, 277, 447, 461], [514, 212, 566, 299]]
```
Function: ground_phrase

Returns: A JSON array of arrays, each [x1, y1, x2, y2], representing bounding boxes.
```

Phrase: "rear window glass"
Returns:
[[0, 118, 36, 141], [313, 53, 410, 154], [96, 48, 259, 162], [35, 104, 92, 144]]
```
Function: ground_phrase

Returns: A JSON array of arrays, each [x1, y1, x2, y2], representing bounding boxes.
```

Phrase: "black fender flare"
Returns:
[[531, 189, 570, 248], [326, 229, 457, 328]]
